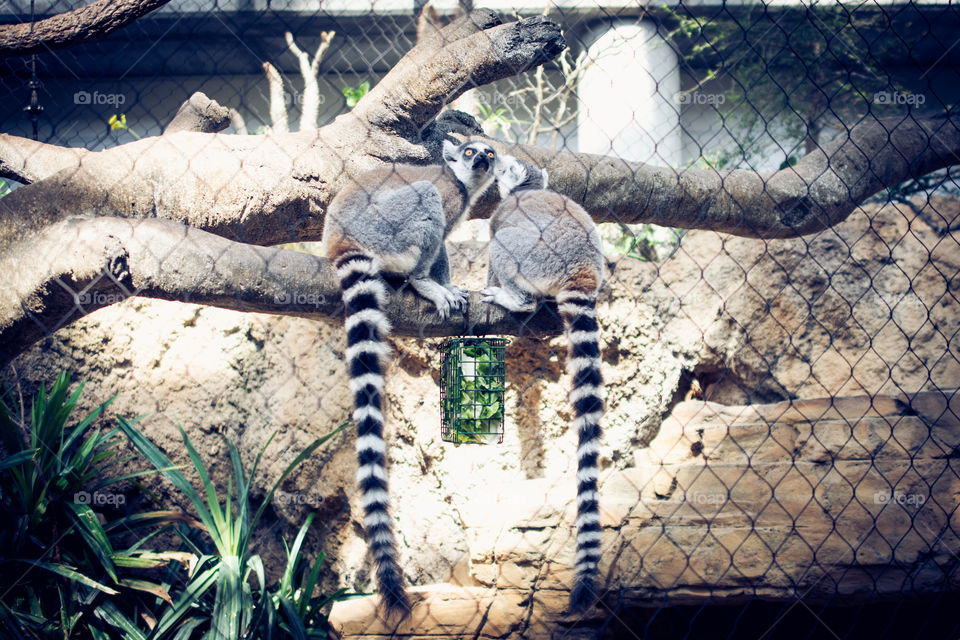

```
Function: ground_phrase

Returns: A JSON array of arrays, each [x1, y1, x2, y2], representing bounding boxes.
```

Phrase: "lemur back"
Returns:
[[322, 140, 496, 616], [482, 155, 605, 613]]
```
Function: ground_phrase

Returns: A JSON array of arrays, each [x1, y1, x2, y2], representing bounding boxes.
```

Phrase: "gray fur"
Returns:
[[484, 156, 603, 305], [323, 140, 496, 318]]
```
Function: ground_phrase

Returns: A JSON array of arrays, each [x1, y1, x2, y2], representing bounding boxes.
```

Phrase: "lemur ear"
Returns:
[[442, 140, 458, 163], [541, 168, 549, 189]]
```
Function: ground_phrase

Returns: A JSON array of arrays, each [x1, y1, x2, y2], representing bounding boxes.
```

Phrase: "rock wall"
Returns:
[[7, 196, 959, 635]]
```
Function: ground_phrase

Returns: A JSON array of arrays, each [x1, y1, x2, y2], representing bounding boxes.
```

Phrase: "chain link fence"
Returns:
[[0, 1, 959, 639]]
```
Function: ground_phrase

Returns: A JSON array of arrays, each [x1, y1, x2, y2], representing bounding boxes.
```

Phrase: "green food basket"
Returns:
[[440, 337, 507, 445]]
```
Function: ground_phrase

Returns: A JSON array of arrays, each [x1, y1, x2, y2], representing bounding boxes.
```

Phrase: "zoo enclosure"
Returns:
[[1, 1, 959, 638]]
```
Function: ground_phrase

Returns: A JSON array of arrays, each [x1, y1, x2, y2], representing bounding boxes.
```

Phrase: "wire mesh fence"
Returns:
[[0, 1, 958, 639]]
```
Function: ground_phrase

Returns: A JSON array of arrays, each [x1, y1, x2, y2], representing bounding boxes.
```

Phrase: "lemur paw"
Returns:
[[444, 284, 468, 310], [480, 287, 501, 305]]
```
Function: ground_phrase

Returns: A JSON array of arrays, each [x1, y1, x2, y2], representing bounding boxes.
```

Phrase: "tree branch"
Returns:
[[484, 111, 960, 237], [0, 134, 87, 184], [0, 218, 562, 365], [0, 0, 174, 57], [263, 62, 289, 133], [163, 92, 231, 134], [285, 30, 335, 131], [352, 14, 565, 137]]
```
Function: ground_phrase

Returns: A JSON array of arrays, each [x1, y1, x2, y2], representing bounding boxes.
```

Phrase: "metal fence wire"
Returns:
[[0, 1, 958, 639]]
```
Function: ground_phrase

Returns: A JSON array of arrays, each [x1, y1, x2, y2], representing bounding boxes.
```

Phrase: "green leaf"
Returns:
[[278, 595, 309, 640], [116, 417, 222, 552], [93, 599, 147, 640], [66, 501, 119, 583], [120, 578, 174, 605], [0, 448, 36, 472], [247, 424, 346, 549], [151, 562, 219, 639], [19, 560, 119, 595]]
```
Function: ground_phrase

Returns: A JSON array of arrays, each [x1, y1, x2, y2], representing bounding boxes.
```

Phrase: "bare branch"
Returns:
[[163, 92, 231, 134], [0, 0, 174, 57], [228, 108, 248, 135], [285, 30, 336, 131], [262, 62, 289, 134]]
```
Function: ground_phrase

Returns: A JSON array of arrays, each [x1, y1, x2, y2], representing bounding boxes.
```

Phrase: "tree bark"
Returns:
[[0, 11, 957, 364], [0, 0, 174, 57]]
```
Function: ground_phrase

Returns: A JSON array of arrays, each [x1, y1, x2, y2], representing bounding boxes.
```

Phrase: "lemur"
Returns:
[[482, 155, 605, 613], [321, 140, 496, 615]]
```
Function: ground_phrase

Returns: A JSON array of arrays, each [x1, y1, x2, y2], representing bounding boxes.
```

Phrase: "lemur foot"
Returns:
[[480, 287, 537, 313], [412, 278, 464, 319], [444, 284, 469, 311]]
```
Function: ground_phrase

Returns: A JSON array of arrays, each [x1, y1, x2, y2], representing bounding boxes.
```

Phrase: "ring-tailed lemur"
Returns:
[[322, 140, 496, 616], [482, 155, 605, 613]]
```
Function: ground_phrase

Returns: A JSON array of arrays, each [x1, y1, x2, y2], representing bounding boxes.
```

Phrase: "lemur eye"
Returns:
[[487, 152, 494, 158], [464, 149, 474, 156]]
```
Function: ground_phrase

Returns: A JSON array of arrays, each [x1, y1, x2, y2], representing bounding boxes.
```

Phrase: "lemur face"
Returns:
[[442, 140, 497, 191]]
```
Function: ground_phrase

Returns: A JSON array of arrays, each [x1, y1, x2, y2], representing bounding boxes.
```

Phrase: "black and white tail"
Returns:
[[557, 290, 604, 612], [336, 254, 410, 616]]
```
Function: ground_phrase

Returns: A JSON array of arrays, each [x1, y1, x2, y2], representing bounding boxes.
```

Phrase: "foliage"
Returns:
[[108, 113, 142, 140], [661, 3, 921, 166], [476, 103, 518, 139], [442, 341, 505, 445], [0, 372, 191, 639], [341, 81, 370, 109], [0, 371, 349, 638], [0, 179, 11, 198], [600, 223, 682, 262], [115, 417, 348, 638]]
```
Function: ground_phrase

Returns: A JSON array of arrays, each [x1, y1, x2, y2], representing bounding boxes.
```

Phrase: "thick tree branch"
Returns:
[[0, 218, 561, 365], [0, 0, 173, 57], [352, 15, 565, 137], [163, 92, 231, 134], [478, 111, 960, 237], [0, 134, 87, 184]]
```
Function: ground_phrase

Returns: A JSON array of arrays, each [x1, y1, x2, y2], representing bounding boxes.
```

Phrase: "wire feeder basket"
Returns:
[[440, 337, 507, 445]]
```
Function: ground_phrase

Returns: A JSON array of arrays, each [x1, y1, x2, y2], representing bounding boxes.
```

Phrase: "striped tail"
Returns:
[[336, 254, 410, 617], [557, 290, 604, 613]]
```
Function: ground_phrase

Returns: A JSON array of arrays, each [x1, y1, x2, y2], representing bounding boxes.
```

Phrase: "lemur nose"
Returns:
[[473, 155, 491, 171]]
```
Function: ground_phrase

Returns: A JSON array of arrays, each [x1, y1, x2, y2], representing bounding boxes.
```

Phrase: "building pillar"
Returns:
[[577, 20, 681, 166]]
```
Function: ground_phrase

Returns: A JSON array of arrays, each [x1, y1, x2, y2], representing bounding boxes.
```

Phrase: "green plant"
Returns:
[[109, 113, 142, 140], [341, 81, 370, 109], [0, 372, 191, 639], [476, 103, 520, 139], [600, 223, 682, 262], [441, 339, 506, 445], [115, 417, 348, 638]]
